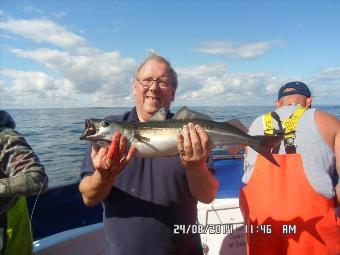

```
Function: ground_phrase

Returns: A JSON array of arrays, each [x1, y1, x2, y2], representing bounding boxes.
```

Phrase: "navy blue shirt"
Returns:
[[80, 107, 215, 255]]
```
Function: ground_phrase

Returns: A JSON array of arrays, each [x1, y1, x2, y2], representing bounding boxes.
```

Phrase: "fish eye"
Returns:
[[101, 120, 111, 127]]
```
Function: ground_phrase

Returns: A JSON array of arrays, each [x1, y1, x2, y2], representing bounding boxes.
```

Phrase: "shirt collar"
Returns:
[[128, 107, 174, 122]]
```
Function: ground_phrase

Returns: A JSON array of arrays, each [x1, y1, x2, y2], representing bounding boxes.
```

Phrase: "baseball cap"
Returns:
[[278, 81, 311, 100]]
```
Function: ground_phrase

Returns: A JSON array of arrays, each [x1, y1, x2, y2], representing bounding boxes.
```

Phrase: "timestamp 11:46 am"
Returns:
[[244, 224, 297, 234], [173, 224, 297, 235]]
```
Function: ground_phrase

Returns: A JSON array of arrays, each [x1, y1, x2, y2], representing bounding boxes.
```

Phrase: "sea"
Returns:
[[5, 105, 340, 188]]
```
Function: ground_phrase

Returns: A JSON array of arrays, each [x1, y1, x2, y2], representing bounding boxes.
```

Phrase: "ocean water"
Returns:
[[6, 105, 340, 188]]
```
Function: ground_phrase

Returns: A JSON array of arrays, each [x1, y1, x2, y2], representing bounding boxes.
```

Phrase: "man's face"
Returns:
[[275, 88, 312, 108], [133, 59, 176, 121]]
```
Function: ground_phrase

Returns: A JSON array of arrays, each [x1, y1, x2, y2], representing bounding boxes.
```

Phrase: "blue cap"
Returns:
[[278, 81, 311, 100]]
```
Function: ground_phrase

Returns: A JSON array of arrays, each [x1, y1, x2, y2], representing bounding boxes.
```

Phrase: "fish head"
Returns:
[[79, 118, 123, 147]]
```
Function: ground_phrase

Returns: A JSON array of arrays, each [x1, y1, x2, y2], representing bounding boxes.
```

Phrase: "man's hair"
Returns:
[[134, 53, 178, 89]]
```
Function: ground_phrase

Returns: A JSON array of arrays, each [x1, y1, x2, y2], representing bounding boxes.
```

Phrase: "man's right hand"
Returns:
[[80, 132, 136, 206], [91, 132, 136, 178]]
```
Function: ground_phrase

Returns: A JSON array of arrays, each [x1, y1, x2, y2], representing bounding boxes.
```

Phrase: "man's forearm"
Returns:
[[79, 170, 116, 206], [185, 163, 218, 204]]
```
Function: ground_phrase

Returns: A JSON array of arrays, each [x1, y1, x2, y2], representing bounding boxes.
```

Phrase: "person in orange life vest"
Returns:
[[240, 81, 340, 255]]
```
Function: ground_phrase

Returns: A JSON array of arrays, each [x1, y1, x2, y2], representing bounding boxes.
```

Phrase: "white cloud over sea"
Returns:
[[1, 12, 340, 109], [193, 40, 283, 59]]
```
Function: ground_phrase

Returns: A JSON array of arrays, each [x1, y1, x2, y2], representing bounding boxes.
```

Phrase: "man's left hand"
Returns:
[[177, 123, 211, 170]]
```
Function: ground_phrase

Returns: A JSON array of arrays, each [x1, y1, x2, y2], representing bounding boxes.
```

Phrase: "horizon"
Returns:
[[4, 104, 340, 111]]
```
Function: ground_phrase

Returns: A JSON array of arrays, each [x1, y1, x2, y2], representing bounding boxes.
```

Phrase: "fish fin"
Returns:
[[225, 119, 248, 133], [250, 135, 284, 167], [134, 134, 150, 143], [149, 107, 167, 121], [173, 106, 212, 120], [96, 140, 111, 148], [133, 134, 160, 152]]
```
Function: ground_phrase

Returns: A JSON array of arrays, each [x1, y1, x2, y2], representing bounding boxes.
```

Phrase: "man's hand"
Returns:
[[177, 123, 211, 169], [177, 123, 218, 203], [91, 132, 136, 178], [80, 132, 136, 206]]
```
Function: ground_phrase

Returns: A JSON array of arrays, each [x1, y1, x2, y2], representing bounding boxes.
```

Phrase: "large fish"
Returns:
[[80, 107, 282, 166]]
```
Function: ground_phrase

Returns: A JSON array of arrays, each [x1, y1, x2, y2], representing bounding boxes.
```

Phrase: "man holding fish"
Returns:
[[79, 54, 219, 255], [79, 53, 281, 255]]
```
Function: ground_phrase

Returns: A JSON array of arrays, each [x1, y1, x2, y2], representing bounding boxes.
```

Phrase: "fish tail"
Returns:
[[250, 135, 283, 166]]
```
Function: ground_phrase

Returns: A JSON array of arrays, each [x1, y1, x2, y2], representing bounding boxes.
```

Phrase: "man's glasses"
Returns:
[[136, 77, 172, 88]]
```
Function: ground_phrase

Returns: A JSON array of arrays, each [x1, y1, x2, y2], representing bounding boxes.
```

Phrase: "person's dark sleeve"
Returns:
[[0, 128, 48, 197], [80, 143, 95, 178]]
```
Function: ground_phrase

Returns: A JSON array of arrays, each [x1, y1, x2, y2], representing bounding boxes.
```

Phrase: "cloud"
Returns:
[[0, 69, 75, 108], [110, 20, 122, 33], [174, 63, 285, 106], [0, 17, 87, 49], [176, 62, 228, 93], [1, 13, 338, 108], [11, 48, 137, 95], [20, 4, 44, 15], [17, 3, 66, 18], [305, 67, 340, 103], [0, 33, 16, 40], [0, 68, 136, 109], [316, 67, 340, 81], [50, 11, 67, 19], [194, 40, 283, 59], [0, 10, 4, 16], [1, 69, 59, 92], [0, 13, 141, 108]]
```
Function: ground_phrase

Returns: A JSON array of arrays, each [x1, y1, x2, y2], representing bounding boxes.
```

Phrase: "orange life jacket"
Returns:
[[240, 109, 340, 255]]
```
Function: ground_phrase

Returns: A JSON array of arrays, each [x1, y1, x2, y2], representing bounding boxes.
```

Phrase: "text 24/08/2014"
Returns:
[[173, 224, 239, 234], [173, 224, 297, 235]]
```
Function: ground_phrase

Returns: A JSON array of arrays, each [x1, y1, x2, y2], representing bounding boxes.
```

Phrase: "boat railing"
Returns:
[[212, 146, 244, 160], [205, 206, 244, 226]]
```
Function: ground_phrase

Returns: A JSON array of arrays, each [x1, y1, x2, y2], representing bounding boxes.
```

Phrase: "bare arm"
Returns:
[[315, 110, 340, 203], [79, 133, 135, 206], [334, 119, 340, 204], [177, 123, 219, 204]]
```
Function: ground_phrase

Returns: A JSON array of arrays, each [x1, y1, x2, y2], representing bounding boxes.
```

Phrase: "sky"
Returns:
[[0, 0, 339, 109]]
